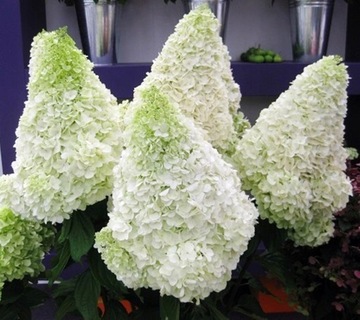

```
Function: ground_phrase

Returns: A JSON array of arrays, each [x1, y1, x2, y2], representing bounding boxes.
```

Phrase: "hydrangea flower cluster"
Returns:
[[95, 86, 258, 303], [8, 28, 122, 223], [134, 5, 250, 159], [0, 207, 54, 299], [234, 56, 352, 247]]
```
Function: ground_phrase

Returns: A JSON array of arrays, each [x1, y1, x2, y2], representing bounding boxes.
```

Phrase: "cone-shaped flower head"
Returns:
[[0, 206, 54, 300], [10, 28, 122, 223], [95, 86, 258, 303], [134, 5, 250, 159], [234, 55, 352, 247]]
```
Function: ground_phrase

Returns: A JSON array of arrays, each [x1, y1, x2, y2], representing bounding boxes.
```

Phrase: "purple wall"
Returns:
[[1, 1, 359, 173], [0, 1, 46, 174], [0, 1, 27, 173]]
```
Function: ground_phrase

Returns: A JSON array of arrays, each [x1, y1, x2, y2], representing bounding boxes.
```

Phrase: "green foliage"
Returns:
[[87, 249, 128, 294], [281, 159, 360, 319], [68, 212, 95, 262], [0, 280, 49, 320], [74, 271, 101, 320], [101, 299, 130, 320], [160, 295, 180, 320]]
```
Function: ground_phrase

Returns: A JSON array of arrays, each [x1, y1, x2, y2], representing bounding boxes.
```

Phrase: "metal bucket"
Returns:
[[182, 0, 230, 40], [75, 0, 117, 65], [289, 0, 334, 63]]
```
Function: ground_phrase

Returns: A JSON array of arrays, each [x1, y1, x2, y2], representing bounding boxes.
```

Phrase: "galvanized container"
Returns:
[[75, 0, 117, 65], [289, 0, 335, 63]]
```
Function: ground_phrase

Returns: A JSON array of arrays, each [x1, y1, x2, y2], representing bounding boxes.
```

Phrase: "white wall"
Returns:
[[45, 0, 348, 122], [46, 0, 348, 63]]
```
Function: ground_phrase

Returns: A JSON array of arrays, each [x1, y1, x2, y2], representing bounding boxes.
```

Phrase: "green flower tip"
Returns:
[[29, 27, 92, 84], [132, 86, 187, 141], [138, 86, 175, 120], [34, 27, 76, 53]]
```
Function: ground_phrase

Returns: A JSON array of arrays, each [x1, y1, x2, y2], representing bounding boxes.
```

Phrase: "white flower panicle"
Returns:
[[95, 86, 258, 303], [234, 55, 352, 247], [134, 5, 250, 158], [10, 28, 122, 223]]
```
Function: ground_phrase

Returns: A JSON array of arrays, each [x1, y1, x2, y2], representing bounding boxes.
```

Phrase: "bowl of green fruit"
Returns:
[[240, 47, 283, 63]]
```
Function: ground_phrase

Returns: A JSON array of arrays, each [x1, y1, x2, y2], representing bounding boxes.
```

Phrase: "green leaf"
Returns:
[[57, 218, 72, 243], [257, 219, 287, 252], [47, 241, 71, 284], [244, 272, 267, 293], [81, 198, 109, 230], [0, 280, 25, 304], [52, 278, 77, 298], [74, 270, 101, 320], [202, 300, 228, 320], [232, 293, 267, 320], [17, 305, 31, 320], [20, 286, 49, 307], [160, 295, 180, 320], [0, 305, 18, 320], [102, 299, 131, 320], [55, 295, 77, 320], [69, 212, 95, 262], [88, 248, 128, 294], [257, 251, 291, 285]]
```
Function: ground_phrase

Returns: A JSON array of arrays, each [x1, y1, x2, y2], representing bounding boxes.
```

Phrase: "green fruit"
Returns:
[[273, 54, 283, 62], [265, 50, 276, 56], [254, 48, 266, 56], [247, 47, 257, 55], [240, 52, 248, 62], [248, 54, 265, 63], [264, 54, 273, 63]]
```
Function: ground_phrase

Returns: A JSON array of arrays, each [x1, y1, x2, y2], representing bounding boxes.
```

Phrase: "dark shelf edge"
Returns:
[[94, 61, 360, 99]]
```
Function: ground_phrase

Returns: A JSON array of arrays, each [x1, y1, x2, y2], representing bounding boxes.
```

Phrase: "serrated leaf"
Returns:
[[69, 212, 95, 262], [47, 241, 71, 284], [57, 218, 72, 243], [160, 295, 180, 320], [88, 248, 128, 294], [55, 295, 77, 320], [74, 270, 101, 320]]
